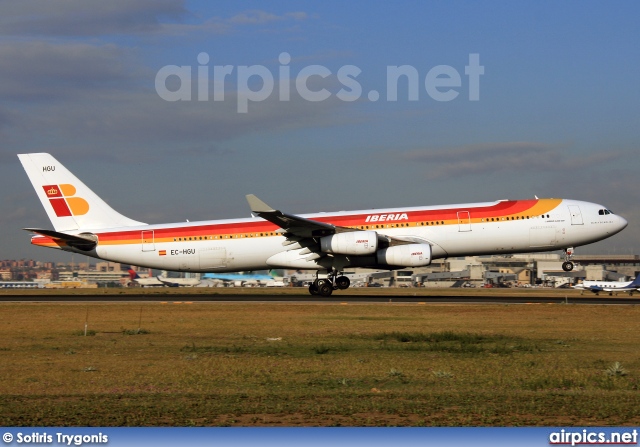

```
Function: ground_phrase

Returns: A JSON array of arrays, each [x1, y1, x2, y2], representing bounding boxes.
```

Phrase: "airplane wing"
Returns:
[[156, 276, 200, 287], [157, 276, 180, 287], [245, 195, 413, 247], [246, 194, 337, 238]]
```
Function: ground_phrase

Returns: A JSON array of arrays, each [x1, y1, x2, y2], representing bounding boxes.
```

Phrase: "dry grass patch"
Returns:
[[0, 302, 639, 425]]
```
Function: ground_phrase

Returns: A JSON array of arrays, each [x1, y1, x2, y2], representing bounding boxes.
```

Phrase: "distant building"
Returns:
[[95, 262, 122, 272], [58, 270, 128, 284]]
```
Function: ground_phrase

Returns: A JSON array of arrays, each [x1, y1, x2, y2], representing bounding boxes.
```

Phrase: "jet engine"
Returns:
[[377, 243, 432, 267], [320, 231, 378, 255]]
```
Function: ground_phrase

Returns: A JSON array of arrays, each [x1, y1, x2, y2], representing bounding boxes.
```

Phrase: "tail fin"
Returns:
[[127, 267, 141, 280], [18, 153, 145, 231], [630, 274, 640, 288]]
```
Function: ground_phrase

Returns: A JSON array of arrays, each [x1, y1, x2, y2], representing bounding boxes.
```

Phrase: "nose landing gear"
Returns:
[[562, 247, 575, 272]]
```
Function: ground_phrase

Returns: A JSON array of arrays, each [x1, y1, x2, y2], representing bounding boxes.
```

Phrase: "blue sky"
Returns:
[[1, 0, 639, 262]]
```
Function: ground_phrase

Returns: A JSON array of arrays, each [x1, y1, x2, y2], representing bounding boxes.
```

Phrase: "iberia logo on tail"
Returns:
[[42, 184, 89, 217]]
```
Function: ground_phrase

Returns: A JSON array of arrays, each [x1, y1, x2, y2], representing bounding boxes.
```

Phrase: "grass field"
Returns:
[[1, 299, 639, 426]]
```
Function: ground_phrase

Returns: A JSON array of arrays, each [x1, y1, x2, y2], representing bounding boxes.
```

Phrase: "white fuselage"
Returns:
[[32, 198, 627, 273]]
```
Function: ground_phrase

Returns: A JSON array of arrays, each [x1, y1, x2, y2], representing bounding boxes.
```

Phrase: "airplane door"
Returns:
[[568, 205, 583, 225], [141, 230, 155, 252], [457, 211, 471, 232]]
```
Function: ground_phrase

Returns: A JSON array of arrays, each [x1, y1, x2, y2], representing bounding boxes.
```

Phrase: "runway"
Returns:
[[1, 292, 639, 305]]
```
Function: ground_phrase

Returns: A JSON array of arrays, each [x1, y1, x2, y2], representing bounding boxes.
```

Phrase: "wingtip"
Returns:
[[246, 194, 275, 213]]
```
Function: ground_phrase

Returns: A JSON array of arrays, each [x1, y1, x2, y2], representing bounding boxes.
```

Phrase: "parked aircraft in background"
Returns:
[[573, 274, 640, 295], [201, 270, 281, 287], [288, 270, 387, 287], [127, 267, 200, 287], [19, 153, 628, 297]]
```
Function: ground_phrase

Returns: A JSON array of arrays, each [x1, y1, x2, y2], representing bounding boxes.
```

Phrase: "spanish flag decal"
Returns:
[[159, 250, 167, 256]]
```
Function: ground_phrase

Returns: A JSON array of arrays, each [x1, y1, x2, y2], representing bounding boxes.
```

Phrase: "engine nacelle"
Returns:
[[377, 243, 432, 267], [320, 231, 378, 255]]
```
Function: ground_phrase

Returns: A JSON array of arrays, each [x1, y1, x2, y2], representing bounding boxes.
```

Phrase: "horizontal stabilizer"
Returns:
[[24, 228, 97, 251]]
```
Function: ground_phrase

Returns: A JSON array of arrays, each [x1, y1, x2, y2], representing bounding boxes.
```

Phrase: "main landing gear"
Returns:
[[308, 270, 351, 297], [562, 247, 575, 272]]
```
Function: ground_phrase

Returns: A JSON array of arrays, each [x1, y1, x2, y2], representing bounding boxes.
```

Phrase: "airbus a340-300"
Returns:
[[19, 153, 627, 296]]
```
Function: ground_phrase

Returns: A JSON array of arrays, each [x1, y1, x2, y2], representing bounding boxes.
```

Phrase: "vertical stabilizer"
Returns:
[[127, 267, 141, 280], [18, 153, 146, 231]]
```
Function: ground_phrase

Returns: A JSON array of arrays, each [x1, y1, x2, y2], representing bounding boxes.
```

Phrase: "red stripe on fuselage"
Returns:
[[92, 200, 551, 245], [308, 199, 540, 226]]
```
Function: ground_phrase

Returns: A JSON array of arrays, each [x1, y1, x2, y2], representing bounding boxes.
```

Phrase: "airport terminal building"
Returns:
[[344, 254, 640, 288]]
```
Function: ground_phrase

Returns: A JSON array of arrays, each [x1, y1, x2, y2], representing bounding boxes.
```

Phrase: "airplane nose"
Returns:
[[618, 215, 628, 231]]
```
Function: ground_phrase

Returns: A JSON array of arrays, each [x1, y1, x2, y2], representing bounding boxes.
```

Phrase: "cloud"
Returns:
[[228, 10, 308, 25], [0, 2, 310, 38], [539, 167, 640, 211], [0, 0, 187, 37], [161, 10, 310, 37], [400, 142, 623, 179], [0, 79, 352, 163], [0, 41, 142, 101]]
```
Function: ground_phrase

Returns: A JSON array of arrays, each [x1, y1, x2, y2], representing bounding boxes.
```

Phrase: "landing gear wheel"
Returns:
[[562, 248, 575, 272], [562, 261, 574, 272], [335, 276, 350, 290], [308, 284, 319, 295], [317, 281, 333, 297]]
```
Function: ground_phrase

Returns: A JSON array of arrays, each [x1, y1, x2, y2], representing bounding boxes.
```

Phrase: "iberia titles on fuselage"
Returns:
[[18, 153, 627, 296]]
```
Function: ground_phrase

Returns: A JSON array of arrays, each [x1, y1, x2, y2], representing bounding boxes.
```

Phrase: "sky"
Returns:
[[1, 0, 639, 263]]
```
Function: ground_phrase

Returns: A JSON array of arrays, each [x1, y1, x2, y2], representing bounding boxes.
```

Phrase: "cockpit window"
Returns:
[[599, 209, 614, 215], [599, 209, 604, 215]]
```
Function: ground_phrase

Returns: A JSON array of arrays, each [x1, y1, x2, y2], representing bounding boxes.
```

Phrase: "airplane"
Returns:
[[572, 274, 640, 296], [127, 267, 200, 287], [18, 153, 628, 297]]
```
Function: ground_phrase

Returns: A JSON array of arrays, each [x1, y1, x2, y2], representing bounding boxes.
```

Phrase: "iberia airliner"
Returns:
[[19, 153, 627, 296]]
